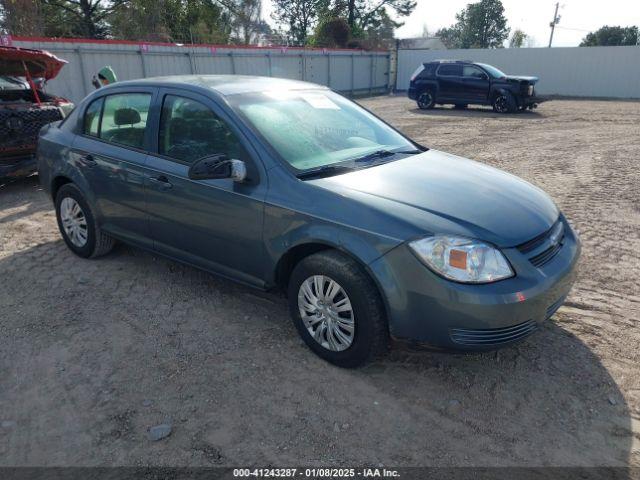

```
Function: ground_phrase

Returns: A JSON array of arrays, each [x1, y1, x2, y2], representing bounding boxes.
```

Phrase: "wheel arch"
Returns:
[[419, 81, 439, 96], [51, 175, 73, 200], [274, 241, 393, 329]]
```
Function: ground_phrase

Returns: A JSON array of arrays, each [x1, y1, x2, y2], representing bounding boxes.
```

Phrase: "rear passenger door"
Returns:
[[144, 89, 268, 287], [436, 63, 464, 100], [72, 88, 156, 247]]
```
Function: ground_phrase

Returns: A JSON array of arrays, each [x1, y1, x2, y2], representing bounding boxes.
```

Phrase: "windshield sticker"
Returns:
[[303, 94, 340, 110]]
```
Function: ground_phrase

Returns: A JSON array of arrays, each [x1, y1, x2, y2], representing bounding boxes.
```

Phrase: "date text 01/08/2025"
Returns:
[[232, 468, 400, 478]]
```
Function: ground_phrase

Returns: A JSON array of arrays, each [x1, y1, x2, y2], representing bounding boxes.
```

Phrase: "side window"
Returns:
[[463, 66, 487, 79], [99, 93, 152, 149], [159, 94, 246, 164], [83, 98, 103, 137], [437, 64, 462, 76], [424, 63, 437, 76]]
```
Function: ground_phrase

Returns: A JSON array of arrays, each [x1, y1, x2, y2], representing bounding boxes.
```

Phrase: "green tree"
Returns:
[[436, 0, 510, 49], [271, 0, 328, 46], [110, 0, 231, 43], [0, 0, 44, 36], [40, 0, 119, 38], [312, 17, 350, 47], [351, 0, 415, 31], [227, 0, 263, 44], [580, 25, 638, 46], [509, 28, 527, 48]]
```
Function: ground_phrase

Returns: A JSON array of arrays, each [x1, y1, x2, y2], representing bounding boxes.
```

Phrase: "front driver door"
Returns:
[[462, 65, 490, 103], [144, 89, 268, 287]]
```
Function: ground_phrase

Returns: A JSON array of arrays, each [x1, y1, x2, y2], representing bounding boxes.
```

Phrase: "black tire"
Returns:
[[416, 90, 435, 110], [55, 183, 115, 258], [492, 92, 517, 113], [453, 104, 468, 109], [287, 250, 389, 368]]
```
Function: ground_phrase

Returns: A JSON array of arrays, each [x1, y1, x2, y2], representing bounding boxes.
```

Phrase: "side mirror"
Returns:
[[188, 154, 247, 182]]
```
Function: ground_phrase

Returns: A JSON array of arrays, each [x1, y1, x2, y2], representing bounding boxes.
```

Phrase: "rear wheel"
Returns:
[[287, 250, 388, 368], [492, 92, 516, 113], [416, 90, 435, 110], [55, 183, 115, 258]]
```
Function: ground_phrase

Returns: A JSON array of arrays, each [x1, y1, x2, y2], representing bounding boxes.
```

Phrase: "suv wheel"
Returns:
[[417, 90, 435, 110], [492, 93, 516, 113], [287, 250, 388, 368], [55, 183, 115, 258]]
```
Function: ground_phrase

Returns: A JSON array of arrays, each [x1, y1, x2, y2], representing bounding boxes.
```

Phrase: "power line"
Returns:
[[555, 26, 591, 32]]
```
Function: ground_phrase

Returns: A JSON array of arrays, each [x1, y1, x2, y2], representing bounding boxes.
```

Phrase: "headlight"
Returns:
[[527, 85, 534, 96], [409, 235, 514, 284]]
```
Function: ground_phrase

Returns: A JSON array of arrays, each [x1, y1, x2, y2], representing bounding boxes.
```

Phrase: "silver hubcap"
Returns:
[[60, 197, 88, 247], [298, 275, 355, 352]]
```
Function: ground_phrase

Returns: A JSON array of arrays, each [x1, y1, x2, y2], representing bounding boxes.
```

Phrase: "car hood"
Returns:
[[504, 75, 538, 84], [308, 150, 558, 248], [0, 46, 67, 81]]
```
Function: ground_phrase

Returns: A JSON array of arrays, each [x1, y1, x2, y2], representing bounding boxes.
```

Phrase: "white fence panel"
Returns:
[[397, 46, 640, 99], [11, 38, 390, 104]]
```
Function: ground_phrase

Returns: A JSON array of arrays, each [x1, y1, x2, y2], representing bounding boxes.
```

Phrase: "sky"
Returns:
[[262, 0, 640, 47]]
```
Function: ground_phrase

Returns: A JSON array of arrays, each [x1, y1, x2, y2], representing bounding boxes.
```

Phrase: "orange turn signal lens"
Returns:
[[449, 249, 467, 269]]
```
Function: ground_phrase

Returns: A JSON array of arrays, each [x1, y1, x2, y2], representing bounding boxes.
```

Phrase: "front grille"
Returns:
[[529, 242, 563, 267], [517, 220, 565, 268], [0, 105, 63, 152], [450, 319, 537, 346]]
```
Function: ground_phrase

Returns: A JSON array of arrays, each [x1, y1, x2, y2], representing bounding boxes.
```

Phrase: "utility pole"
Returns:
[[548, 2, 560, 47]]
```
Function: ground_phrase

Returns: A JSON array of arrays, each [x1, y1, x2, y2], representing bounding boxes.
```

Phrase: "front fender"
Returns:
[[263, 203, 402, 285]]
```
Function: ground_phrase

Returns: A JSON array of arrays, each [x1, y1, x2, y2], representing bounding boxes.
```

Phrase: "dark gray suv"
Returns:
[[37, 75, 580, 367]]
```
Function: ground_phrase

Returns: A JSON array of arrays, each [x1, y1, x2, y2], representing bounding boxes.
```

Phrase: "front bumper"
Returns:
[[0, 154, 37, 180], [520, 95, 546, 107], [369, 216, 581, 350]]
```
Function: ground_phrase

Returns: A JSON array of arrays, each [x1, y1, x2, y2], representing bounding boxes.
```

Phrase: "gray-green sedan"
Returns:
[[37, 75, 580, 367]]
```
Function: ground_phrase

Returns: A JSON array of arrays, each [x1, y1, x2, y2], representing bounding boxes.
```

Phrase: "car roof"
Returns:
[[429, 60, 474, 65], [103, 75, 328, 97]]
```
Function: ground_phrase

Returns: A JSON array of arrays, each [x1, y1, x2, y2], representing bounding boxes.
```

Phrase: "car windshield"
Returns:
[[476, 63, 506, 79], [229, 90, 417, 172]]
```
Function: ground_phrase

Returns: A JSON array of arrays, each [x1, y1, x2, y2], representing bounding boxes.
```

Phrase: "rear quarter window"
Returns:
[[423, 63, 437, 76], [83, 98, 103, 137]]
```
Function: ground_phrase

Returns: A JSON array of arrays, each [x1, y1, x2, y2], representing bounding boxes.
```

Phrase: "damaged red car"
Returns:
[[0, 46, 73, 181]]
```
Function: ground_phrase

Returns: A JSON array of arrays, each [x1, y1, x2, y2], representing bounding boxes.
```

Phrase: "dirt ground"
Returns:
[[1, 97, 639, 468]]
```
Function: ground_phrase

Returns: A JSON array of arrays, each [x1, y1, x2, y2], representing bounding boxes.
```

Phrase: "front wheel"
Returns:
[[492, 92, 517, 113], [287, 251, 388, 368]]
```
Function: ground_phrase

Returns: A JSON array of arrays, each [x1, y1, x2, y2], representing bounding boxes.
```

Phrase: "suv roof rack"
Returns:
[[434, 59, 472, 64]]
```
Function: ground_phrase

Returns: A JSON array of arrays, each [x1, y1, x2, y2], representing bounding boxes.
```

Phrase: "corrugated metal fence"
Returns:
[[11, 38, 390, 104], [397, 46, 640, 99]]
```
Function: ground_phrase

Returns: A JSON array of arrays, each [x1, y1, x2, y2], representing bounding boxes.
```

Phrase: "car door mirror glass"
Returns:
[[188, 154, 247, 182]]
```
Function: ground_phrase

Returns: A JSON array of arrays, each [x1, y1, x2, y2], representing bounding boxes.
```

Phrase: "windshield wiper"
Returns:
[[353, 149, 422, 163], [297, 164, 355, 180], [353, 149, 396, 163]]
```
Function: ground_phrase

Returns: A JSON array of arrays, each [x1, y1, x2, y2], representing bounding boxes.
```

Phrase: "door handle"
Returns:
[[149, 175, 173, 190], [81, 154, 97, 167]]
